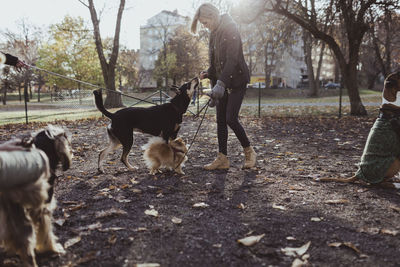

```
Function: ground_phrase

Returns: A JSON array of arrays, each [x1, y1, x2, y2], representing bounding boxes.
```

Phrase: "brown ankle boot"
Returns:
[[204, 152, 230, 170], [243, 146, 256, 169]]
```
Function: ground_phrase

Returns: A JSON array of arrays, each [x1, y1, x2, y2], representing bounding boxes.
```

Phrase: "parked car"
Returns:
[[324, 82, 340, 89], [252, 82, 266, 88]]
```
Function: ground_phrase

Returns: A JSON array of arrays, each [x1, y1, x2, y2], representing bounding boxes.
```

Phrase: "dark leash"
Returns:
[[174, 99, 210, 170]]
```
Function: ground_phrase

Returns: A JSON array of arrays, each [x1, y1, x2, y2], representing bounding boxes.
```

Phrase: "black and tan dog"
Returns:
[[0, 125, 72, 267], [94, 77, 199, 173], [316, 71, 400, 187]]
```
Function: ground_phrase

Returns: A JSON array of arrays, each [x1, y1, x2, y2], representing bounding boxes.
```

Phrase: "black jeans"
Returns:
[[216, 88, 250, 155]]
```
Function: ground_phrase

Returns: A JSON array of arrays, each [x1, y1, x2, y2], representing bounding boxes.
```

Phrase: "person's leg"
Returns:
[[204, 93, 230, 170], [216, 93, 229, 155], [225, 88, 256, 168], [225, 89, 250, 147]]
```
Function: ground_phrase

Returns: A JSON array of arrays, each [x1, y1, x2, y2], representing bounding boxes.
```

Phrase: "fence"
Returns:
[[0, 84, 210, 125], [0, 83, 382, 126]]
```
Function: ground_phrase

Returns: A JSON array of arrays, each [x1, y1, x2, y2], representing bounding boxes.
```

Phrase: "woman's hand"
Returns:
[[199, 70, 208, 80]]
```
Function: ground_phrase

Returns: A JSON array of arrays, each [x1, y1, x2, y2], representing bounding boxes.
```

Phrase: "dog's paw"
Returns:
[[175, 169, 185, 175]]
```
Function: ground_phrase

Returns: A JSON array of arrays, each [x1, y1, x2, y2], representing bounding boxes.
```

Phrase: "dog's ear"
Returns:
[[383, 72, 400, 102]]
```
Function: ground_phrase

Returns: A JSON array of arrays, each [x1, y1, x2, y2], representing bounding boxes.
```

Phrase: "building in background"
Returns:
[[139, 10, 189, 89], [248, 38, 306, 89]]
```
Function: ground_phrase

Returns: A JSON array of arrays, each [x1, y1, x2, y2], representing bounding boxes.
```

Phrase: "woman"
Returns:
[[191, 3, 256, 170]]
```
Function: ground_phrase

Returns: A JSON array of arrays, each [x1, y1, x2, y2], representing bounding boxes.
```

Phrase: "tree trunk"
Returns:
[[303, 30, 318, 97], [29, 81, 33, 100], [315, 42, 325, 92], [343, 64, 367, 115], [18, 85, 22, 102], [38, 85, 41, 102], [270, 1, 373, 115], [87, 0, 125, 108], [366, 74, 377, 90], [2, 84, 7, 105]]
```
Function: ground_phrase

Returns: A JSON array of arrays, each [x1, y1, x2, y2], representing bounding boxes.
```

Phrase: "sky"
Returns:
[[0, 0, 198, 50]]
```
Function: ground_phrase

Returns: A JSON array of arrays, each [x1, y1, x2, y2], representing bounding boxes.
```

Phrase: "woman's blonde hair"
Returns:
[[191, 3, 220, 33]]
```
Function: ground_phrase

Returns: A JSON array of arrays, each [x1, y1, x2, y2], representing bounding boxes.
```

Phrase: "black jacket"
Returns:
[[0, 52, 19, 66], [207, 14, 250, 90]]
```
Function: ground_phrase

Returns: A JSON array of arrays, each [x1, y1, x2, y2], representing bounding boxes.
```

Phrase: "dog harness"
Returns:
[[0, 149, 50, 190], [354, 117, 400, 183]]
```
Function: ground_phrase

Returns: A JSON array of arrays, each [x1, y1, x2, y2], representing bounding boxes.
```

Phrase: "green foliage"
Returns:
[[152, 25, 208, 85], [153, 51, 177, 85], [36, 16, 103, 89], [118, 48, 139, 88]]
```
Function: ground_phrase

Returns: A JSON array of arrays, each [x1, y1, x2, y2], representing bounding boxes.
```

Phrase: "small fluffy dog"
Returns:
[[142, 137, 188, 175], [93, 77, 199, 173], [0, 125, 72, 267]]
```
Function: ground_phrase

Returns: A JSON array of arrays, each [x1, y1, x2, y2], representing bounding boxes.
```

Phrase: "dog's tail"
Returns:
[[141, 136, 165, 151], [314, 175, 357, 183], [93, 90, 114, 119]]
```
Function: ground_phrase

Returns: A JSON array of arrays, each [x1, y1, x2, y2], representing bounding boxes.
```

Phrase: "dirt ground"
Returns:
[[1, 115, 399, 267]]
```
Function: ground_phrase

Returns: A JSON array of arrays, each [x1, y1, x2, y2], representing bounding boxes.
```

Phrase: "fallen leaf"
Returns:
[[132, 188, 142, 193], [213, 244, 222, 248], [358, 227, 380, 235], [130, 178, 139, 184], [324, 199, 349, 204], [389, 205, 400, 212], [66, 202, 86, 212], [108, 234, 117, 245], [77, 222, 102, 231], [75, 251, 97, 265], [289, 186, 304, 191], [117, 198, 132, 203], [95, 208, 127, 218], [328, 242, 366, 257], [237, 203, 246, 210], [193, 202, 209, 208], [237, 234, 265, 246], [120, 184, 129, 189], [54, 218, 66, 227], [136, 263, 160, 267], [99, 227, 125, 232], [144, 209, 159, 217], [380, 229, 398, 236], [291, 258, 308, 267], [171, 217, 182, 224], [64, 236, 81, 249], [286, 236, 296, 241], [281, 241, 311, 257], [328, 242, 342, 247], [272, 203, 287, 210], [311, 217, 322, 222]]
